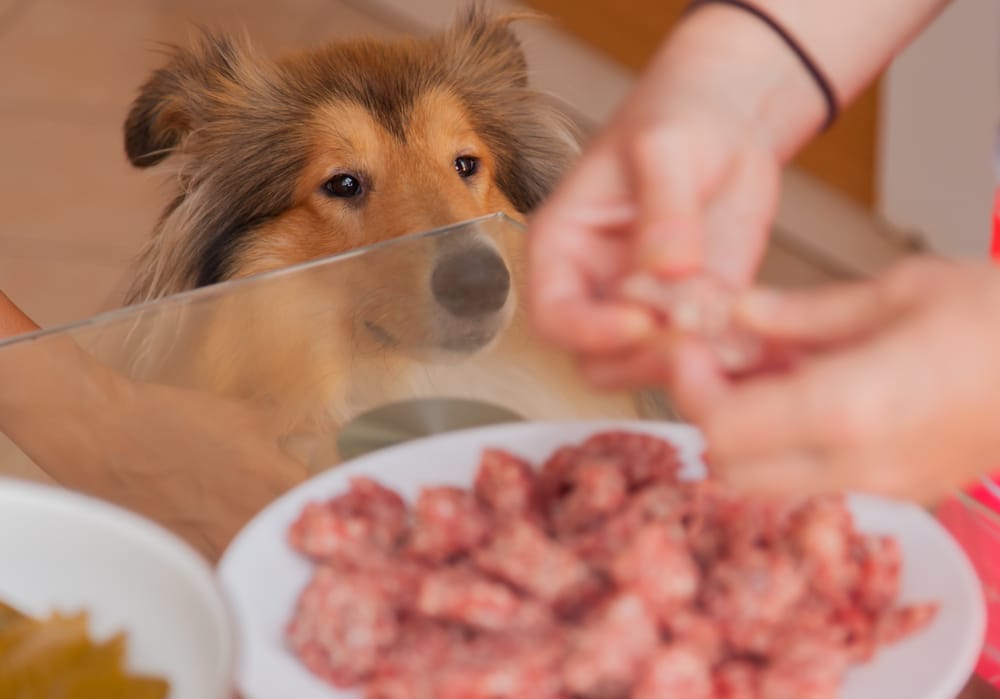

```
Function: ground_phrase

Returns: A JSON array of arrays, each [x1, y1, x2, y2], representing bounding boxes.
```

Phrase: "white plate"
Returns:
[[0, 479, 235, 699], [218, 420, 986, 699]]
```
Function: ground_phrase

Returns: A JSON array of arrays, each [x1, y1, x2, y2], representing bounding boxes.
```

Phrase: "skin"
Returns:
[[672, 258, 1000, 504], [0, 292, 307, 560], [528, 0, 950, 378], [525, 0, 996, 506]]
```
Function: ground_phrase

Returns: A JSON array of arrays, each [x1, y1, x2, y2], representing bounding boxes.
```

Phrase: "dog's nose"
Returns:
[[431, 246, 511, 317]]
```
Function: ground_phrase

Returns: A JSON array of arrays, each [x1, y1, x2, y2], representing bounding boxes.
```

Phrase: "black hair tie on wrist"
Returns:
[[685, 0, 840, 132]]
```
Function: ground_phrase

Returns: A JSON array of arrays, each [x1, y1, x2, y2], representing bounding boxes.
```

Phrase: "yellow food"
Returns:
[[0, 602, 169, 699]]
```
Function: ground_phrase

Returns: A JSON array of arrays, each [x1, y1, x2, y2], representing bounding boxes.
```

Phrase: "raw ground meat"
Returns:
[[618, 273, 766, 373], [475, 448, 539, 519], [405, 486, 491, 563], [286, 431, 937, 698], [562, 593, 660, 697], [618, 272, 803, 377], [416, 566, 553, 633], [288, 476, 407, 565]]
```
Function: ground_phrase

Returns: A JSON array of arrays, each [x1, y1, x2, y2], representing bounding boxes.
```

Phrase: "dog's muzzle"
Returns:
[[431, 245, 511, 319]]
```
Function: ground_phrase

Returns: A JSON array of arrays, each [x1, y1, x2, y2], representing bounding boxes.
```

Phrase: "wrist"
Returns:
[[657, 4, 832, 162]]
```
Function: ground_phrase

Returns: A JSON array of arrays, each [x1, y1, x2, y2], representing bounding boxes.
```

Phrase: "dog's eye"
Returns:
[[323, 173, 363, 198], [454, 156, 478, 179]]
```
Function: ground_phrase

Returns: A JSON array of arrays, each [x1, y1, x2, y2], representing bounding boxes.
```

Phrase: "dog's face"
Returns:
[[238, 88, 523, 357], [123, 7, 578, 357]]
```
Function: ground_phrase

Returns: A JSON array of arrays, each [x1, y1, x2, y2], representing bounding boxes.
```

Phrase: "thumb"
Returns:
[[627, 127, 706, 276]]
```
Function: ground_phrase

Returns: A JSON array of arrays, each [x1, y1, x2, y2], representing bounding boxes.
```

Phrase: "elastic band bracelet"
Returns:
[[685, 0, 839, 132]]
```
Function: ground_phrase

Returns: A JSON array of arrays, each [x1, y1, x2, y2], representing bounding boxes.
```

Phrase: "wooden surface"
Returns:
[[524, 0, 880, 208]]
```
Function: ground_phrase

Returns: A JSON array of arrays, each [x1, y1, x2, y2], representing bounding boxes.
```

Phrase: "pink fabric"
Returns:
[[934, 187, 1000, 684]]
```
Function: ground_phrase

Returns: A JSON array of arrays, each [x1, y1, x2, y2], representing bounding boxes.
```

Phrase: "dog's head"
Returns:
[[124, 6, 578, 358]]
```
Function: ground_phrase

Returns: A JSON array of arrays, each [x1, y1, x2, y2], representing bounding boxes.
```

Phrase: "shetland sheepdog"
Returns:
[[120, 5, 650, 467]]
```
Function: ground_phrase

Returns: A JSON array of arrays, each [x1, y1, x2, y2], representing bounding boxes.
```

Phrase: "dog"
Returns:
[[119, 5, 652, 468]]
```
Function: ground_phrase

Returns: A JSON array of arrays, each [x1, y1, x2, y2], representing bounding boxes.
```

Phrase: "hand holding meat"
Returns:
[[672, 257, 1000, 503]]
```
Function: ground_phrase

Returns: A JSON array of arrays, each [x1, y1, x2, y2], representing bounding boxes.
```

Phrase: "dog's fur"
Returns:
[[121, 6, 645, 465]]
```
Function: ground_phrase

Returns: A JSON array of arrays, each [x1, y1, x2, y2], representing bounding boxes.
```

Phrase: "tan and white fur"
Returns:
[[118, 5, 648, 468]]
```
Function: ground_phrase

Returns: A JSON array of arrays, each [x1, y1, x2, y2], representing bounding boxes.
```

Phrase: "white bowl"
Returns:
[[0, 478, 235, 699], [220, 420, 986, 699]]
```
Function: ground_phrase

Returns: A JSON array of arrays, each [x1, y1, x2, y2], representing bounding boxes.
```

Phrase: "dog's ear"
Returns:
[[444, 3, 535, 89], [444, 5, 581, 213], [124, 31, 253, 168]]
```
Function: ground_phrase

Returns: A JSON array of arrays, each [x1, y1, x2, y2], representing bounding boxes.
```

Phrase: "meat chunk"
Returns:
[[853, 534, 904, 612], [406, 486, 491, 563], [580, 431, 681, 489], [550, 457, 628, 534], [537, 446, 583, 502], [562, 593, 660, 698], [876, 603, 939, 646], [474, 519, 595, 607], [759, 635, 849, 699], [665, 610, 724, 665], [434, 632, 567, 699], [288, 477, 407, 564], [634, 644, 713, 699], [618, 272, 766, 374], [612, 524, 699, 621], [475, 448, 539, 519], [286, 566, 401, 686], [416, 567, 552, 633], [713, 661, 760, 699], [703, 549, 807, 654], [367, 622, 462, 699]]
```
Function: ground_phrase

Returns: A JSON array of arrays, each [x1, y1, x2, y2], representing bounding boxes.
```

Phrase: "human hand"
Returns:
[[671, 257, 1000, 503], [527, 7, 823, 382]]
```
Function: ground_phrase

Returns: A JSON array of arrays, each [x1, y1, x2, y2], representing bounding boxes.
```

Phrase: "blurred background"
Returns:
[[0, 0, 993, 328]]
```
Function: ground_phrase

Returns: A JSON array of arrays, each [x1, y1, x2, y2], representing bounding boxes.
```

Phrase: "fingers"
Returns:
[[528, 287, 654, 355], [577, 329, 721, 391], [734, 279, 900, 345], [714, 451, 832, 498], [667, 337, 731, 422], [627, 127, 707, 275], [681, 348, 932, 501], [528, 144, 657, 355], [578, 341, 673, 391], [702, 146, 780, 286], [733, 257, 950, 346]]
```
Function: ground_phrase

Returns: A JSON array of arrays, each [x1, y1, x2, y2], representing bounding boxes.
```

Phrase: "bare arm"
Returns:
[[0, 291, 306, 558], [527, 0, 953, 377], [660, 0, 953, 160]]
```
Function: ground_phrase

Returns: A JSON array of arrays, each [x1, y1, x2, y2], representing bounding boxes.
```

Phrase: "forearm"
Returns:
[[659, 0, 952, 160], [0, 292, 121, 446]]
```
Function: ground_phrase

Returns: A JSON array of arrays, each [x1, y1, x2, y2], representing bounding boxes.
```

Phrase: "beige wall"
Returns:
[[878, 0, 1000, 258]]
